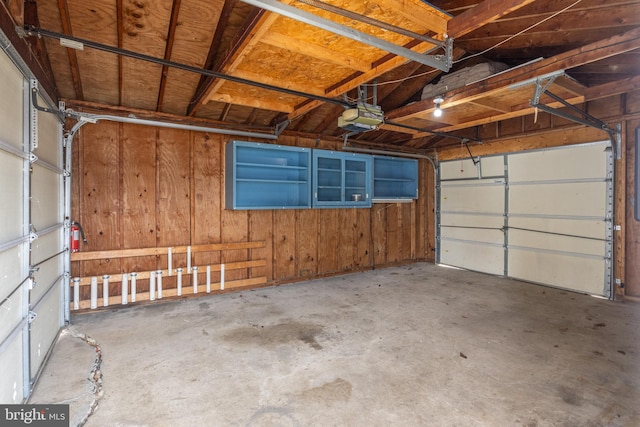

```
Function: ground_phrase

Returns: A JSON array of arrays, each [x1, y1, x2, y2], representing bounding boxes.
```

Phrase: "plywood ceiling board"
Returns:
[[67, 0, 119, 105], [160, 0, 222, 114], [206, 81, 301, 113], [36, 0, 76, 99], [118, 0, 172, 110]]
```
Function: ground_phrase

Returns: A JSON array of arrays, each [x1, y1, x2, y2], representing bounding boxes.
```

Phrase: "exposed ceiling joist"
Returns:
[[156, 0, 182, 112], [447, 0, 537, 38]]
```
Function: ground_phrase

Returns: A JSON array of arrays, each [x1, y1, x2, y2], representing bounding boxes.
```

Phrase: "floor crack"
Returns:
[[67, 327, 104, 427]]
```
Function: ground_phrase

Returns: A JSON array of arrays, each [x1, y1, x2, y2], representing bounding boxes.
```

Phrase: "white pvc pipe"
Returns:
[[187, 246, 192, 272], [121, 274, 128, 305], [130, 272, 137, 302], [220, 264, 225, 290], [149, 271, 156, 301], [206, 266, 211, 293], [168, 247, 173, 276], [102, 275, 110, 307], [156, 270, 163, 299], [90, 277, 98, 309], [192, 266, 198, 294], [176, 268, 183, 296], [73, 278, 80, 310]]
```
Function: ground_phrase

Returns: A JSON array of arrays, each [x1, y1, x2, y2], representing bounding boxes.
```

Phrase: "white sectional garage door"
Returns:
[[439, 142, 613, 297], [0, 36, 65, 403]]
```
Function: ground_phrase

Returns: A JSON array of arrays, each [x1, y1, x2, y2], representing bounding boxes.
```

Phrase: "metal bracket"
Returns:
[[28, 232, 38, 243], [30, 80, 39, 150], [275, 119, 290, 136], [27, 311, 38, 323], [29, 153, 38, 164]]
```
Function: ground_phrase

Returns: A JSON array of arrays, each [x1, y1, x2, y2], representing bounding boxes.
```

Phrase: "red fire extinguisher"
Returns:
[[70, 221, 87, 253]]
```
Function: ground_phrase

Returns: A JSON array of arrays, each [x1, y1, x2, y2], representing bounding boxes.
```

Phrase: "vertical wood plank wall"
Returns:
[[70, 125, 434, 287]]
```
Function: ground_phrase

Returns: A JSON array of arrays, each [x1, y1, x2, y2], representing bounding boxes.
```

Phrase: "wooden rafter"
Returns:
[[56, 0, 83, 100], [387, 27, 640, 124], [187, 0, 238, 116], [447, 0, 537, 38], [156, 0, 182, 112]]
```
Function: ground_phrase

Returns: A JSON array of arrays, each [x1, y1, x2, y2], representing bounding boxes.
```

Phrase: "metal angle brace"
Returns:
[[240, 0, 452, 71], [529, 77, 620, 157]]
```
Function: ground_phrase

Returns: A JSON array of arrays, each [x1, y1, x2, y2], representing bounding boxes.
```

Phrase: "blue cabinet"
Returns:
[[225, 141, 311, 209], [372, 156, 418, 202], [313, 151, 371, 208]]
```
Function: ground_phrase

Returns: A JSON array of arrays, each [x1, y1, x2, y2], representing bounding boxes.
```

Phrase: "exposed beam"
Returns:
[[447, 0, 537, 38], [156, 0, 182, 112], [230, 68, 326, 96], [187, 0, 238, 116], [56, 0, 83, 100], [387, 27, 640, 122], [219, 103, 232, 121], [583, 74, 640, 102], [206, 91, 294, 113]]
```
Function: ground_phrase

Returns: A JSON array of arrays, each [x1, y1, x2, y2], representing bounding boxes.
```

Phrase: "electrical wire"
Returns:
[[454, 0, 583, 64]]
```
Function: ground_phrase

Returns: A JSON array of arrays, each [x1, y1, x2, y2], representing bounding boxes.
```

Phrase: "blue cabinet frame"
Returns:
[[225, 141, 311, 209], [372, 155, 418, 202], [312, 150, 371, 208]]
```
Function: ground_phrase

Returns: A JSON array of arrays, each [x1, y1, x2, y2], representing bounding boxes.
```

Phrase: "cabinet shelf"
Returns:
[[372, 155, 418, 201], [313, 151, 371, 208], [226, 141, 311, 210]]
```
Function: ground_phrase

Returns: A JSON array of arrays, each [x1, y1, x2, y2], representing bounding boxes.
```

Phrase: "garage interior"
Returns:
[[0, 0, 639, 425]]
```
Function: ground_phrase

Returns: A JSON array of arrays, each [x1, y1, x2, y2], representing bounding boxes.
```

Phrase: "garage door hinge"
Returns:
[[29, 153, 38, 164], [27, 311, 37, 323], [29, 232, 38, 243]]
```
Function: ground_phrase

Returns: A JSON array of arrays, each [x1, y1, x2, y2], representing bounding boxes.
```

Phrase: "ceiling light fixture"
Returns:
[[433, 96, 444, 118]]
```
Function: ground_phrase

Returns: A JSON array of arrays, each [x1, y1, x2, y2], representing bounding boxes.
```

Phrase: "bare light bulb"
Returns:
[[434, 104, 442, 117]]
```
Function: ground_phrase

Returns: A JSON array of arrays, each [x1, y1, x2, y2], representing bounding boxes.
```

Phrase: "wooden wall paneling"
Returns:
[[386, 204, 401, 263], [372, 204, 387, 266], [355, 208, 371, 269], [249, 210, 274, 281], [79, 121, 121, 299], [625, 118, 640, 297], [157, 128, 191, 282], [415, 159, 427, 259], [614, 120, 627, 298], [221, 210, 249, 281], [338, 209, 356, 271], [80, 122, 120, 268], [274, 210, 296, 280], [121, 123, 157, 276], [402, 202, 413, 260], [318, 209, 339, 274], [192, 132, 222, 277], [296, 209, 318, 278]]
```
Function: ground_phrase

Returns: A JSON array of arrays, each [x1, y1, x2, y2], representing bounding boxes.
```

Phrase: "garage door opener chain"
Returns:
[[67, 327, 104, 427]]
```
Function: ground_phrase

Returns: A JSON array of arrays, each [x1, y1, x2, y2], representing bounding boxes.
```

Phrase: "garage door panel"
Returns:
[[442, 227, 504, 245], [0, 289, 24, 342], [509, 217, 606, 239], [0, 245, 26, 302], [29, 285, 62, 375], [509, 229, 605, 256], [441, 155, 505, 179], [34, 96, 61, 166], [0, 333, 24, 403], [509, 182, 607, 217], [440, 240, 503, 275], [0, 51, 24, 149], [0, 154, 24, 243], [31, 165, 61, 230], [508, 143, 607, 181], [441, 184, 504, 213], [509, 248, 605, 295]]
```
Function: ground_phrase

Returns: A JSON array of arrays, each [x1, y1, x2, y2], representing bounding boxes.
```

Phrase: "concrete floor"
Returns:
[[30, 263, 639, 426]]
